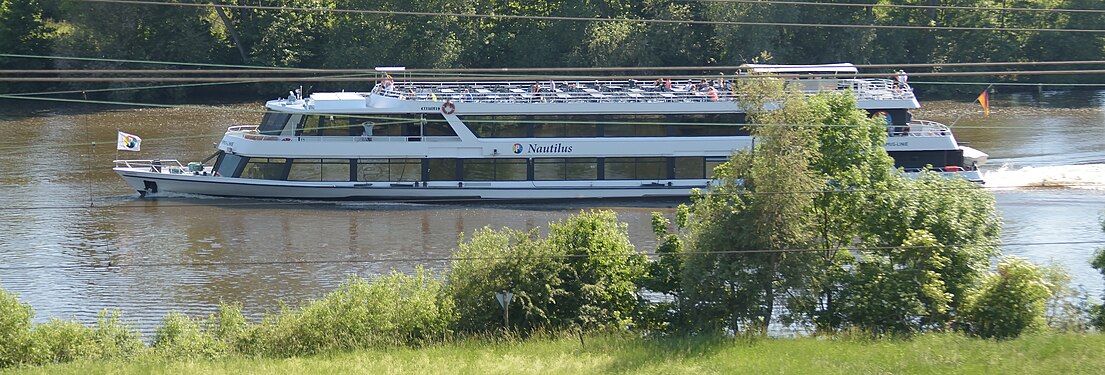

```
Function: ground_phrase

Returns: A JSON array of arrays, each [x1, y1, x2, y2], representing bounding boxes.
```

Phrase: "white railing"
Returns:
[[113, 159, 193, 174], [368, 78, 917, 105], [889, 120, 951, 138], [228, 133, 463, 143], [227, 124, 259, 133], [115, 159, 216, 175]]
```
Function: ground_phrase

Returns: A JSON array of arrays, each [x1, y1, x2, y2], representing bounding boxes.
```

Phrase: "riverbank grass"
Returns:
[[10, 332, 1104, 374]]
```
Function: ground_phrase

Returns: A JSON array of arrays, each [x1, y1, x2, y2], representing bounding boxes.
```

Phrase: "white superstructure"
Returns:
[[113, 64, 985, 201]]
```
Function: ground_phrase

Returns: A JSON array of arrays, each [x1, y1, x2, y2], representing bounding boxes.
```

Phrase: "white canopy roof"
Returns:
[[739, 63, 859, 74]]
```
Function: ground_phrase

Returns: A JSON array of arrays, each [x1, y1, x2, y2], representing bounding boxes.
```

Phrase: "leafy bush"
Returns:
[[835, 229, 953, 335], [23, 319, 98, 365], [448, 226, 563, 334], [153, 312, 228, 360], [961, 257, 1052, 339], [247, 269, 455, 357], [546, 210, 647, 331], [0, 288, 34, 368], [448, 210, 647, 335]]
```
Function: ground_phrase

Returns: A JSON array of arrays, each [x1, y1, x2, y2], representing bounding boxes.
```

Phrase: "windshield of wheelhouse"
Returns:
[[292, 114, 455, 137], [258, 112, 293, 135]]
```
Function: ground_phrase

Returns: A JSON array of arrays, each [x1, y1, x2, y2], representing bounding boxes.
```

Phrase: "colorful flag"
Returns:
[[977, 88, 990, 116], [117, 131, 141, 151]]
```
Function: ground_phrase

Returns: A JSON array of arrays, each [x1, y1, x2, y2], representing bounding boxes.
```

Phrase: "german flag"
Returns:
[[977, 88, 991, 116]]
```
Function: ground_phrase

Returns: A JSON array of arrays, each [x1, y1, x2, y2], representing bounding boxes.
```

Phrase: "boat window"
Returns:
[[215, 153, 246, 177], [297, 116, 322, 136], [604, 157, 667, 180], [466, 116, 529, 138], [259, 112, 293, 135], [348, 115, 438, 137], [534, 158, 598, 180], [674, 157, 706, 179], [603, 115, 668, 137], [240, 158, 288, 180], [424, 116, 457, 137], [356, 158, 420, 182], [287, 159, 350, 181], [533, 123, 599, 138], [317, 116, 363, 136], [462, 159, 527, 181], [427, 159, 457, 180]]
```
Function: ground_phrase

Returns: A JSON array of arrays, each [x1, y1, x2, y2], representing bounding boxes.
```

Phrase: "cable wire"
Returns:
[[6, 69, 1105, 83], [687, 0, 1105, 15]]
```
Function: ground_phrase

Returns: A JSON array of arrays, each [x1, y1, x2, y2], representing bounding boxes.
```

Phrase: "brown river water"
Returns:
[[1, 89, 1104, 335]]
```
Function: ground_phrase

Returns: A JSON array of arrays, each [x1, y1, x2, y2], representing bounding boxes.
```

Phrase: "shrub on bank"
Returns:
[[245, 269, 455, 357], [153, 312, 228, 360], [1, 288, 145, 369], [961, 257, 1053, 339], [448, 210, 646, 335], [1, 288, 34, 368]]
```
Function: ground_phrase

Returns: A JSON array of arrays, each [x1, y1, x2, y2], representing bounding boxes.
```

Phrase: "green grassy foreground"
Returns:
[[9, 333, 1104, 374]]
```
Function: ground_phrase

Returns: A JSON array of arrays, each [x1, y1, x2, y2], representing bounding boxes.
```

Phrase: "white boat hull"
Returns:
[[116, 167, 985, 202], [115, 169, 704, 201]]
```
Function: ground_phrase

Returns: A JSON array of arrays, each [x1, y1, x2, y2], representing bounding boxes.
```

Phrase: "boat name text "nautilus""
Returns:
[[516, 143, 574, 154]]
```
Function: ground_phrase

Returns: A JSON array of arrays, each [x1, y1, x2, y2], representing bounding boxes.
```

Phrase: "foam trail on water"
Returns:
[[982, 163, 1105, 189]]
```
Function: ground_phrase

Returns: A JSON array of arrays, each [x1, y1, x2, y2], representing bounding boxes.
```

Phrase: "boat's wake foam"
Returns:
[[983, 163, 1105, 190]]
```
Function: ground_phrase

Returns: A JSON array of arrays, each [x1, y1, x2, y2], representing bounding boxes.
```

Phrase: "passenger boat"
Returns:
[[113, 64, 987, 201]]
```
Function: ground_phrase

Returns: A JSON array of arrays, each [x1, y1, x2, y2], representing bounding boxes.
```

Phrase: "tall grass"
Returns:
[[10, 332, 1105, 375]]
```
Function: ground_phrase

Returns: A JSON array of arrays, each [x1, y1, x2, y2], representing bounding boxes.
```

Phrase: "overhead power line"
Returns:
[[3, 240, 1103, 271], [5, 69, 1105, 82], [689, 0, 1105, 15], [9, 60, 1105, 76], [70, 0, 1105, 33]]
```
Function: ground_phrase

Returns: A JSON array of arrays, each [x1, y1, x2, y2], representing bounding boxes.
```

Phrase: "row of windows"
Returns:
[[297, 114, 456, 137], [462, 114, 748, 138], [255, 113, 749, 138], [225, 156, 728, 182], [256, 113, 457, 137]]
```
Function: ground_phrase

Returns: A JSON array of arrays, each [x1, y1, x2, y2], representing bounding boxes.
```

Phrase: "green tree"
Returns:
[[864, 171, 1002, 314], [0, 0, 52, 92], [52, 0, 228, 98], [0, 0, 51, 60], [681, 77, 824, 334], [961, 257, 1052, 339], [319, 0, 465, 71], [638, 210, 689, 333], [794, 92, 899, 330]]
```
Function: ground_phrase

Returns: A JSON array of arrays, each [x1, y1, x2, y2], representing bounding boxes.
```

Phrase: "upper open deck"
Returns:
[[367, 77, 917, 106]]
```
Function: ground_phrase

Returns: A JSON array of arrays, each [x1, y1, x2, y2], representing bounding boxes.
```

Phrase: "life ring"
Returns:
[[441, 101, 456, 115]]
